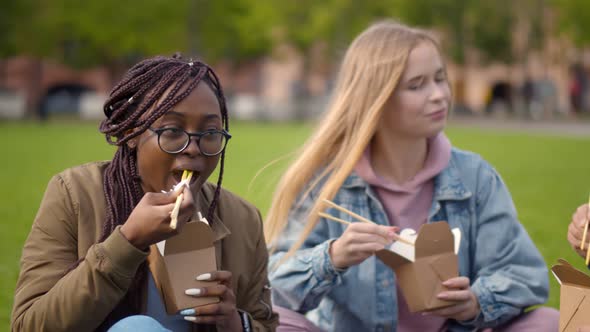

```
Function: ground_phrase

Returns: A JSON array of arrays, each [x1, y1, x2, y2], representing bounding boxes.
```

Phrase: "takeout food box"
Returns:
[[148, 218, 219, 314], [551, 259, 590, 332], [375, 221, 461, 312]]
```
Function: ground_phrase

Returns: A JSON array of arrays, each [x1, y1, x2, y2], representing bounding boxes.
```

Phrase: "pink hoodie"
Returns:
[[354, 132, 452, 332]]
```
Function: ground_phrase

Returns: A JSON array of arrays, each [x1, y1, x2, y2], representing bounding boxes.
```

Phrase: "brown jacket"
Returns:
[[11, 161, 278, 331]]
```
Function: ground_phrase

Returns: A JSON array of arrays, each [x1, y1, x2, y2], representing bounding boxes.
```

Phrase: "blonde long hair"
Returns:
[[264, 20, 441, 259]]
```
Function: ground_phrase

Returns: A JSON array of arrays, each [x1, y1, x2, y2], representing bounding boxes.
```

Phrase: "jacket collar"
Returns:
[[432, 156, 472, 201], [341, 152, 472, 202], [197, 184, 231, 243]]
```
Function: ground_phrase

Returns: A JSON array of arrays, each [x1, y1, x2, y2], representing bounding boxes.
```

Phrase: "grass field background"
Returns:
[[1, 119, 589, 329]]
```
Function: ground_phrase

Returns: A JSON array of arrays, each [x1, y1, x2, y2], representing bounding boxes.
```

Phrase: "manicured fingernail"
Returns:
[[180, 308, 195, 315], [185, 288, 201, 296], [184, 316, 198, 322], [196, 273, 212, 281]]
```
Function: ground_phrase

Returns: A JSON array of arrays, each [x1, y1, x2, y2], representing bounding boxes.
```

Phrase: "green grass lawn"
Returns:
[[1, 120, 588, 329]]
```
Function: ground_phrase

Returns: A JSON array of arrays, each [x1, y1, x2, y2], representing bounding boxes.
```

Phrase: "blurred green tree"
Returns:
[[396, 0, 516, 64], [0, 0, 281, 114], [0, 1, 32, 57], [553, 0, 590, 46], [3, 0, 279, 70], [395, 0, 551, 107], [1, 0, 553, 68], [269, 0, 537, 64], [0, 0, 32, 86], [0, 0, 569, 91], [268, 0, 524, 107]]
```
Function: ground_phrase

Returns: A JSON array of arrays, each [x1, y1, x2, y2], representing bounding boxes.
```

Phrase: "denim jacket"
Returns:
[[268, 148, 549, 332]]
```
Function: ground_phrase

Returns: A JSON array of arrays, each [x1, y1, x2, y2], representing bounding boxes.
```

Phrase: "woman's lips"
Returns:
[[427, 109, 447, 120], [171, 170, 200, 186]]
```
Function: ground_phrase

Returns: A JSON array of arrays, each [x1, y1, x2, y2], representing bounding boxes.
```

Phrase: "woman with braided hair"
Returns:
[[11, 54, 278, 332]]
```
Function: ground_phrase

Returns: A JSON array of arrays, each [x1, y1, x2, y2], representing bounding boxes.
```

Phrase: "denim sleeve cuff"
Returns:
[[310, 239, 347, 282], [464, 278, 494, 327], [457, 309, 485, 328], [468, 277, 529, 329]]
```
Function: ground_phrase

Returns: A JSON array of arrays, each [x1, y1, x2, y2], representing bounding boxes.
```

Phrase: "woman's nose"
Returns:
[[181, 137, 202, 156]]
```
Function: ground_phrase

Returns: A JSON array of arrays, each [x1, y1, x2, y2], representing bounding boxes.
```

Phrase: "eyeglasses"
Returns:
[[148, 127, 232, 156]]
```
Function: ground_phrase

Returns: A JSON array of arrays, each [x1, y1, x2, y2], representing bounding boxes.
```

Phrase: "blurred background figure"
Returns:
[[569, 63, 589, 114], [485, 81, 514, 116]]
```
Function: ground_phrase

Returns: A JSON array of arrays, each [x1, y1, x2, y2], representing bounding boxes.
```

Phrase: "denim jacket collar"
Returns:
[[432, 157, 472, 201], [341, 155, 472, 215]]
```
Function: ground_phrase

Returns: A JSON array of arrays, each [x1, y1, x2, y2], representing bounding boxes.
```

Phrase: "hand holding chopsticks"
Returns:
[[119, 170, 194, 250], [570, 197, 590, 265], [320, 199, 413, 246], [584, 195, 590, 265], [321, 199, 411, 269]]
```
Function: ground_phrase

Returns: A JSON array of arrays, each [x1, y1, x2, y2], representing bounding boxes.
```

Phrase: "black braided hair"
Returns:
[[90, 53, 228, 329]]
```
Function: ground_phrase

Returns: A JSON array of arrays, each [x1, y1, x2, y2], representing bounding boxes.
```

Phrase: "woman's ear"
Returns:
[[125, 129, 138, 149], [127, 138, 137, 149]]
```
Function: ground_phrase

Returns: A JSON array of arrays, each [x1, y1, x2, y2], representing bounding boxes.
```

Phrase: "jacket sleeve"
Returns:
[[238, 210, 279, 332], [462, 161, 549, 329], [268, 187, 346, 313], [11, 175, 148, 332]]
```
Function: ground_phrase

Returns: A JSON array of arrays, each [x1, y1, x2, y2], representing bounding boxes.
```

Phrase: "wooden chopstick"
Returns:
[[585, 195, 590, 265], [318, 212, 352, 226], [322, 199, 374, 224], [582, 222, 588, 251], [582, 195, 589, 251], [321, 199, 414, 246], [170, 170, 192, 229]]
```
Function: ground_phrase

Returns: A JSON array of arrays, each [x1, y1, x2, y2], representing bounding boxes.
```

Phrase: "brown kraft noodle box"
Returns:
[[551, 259, 590, 332], [148, 218, 220, 314], [376, 221, 460, 312]]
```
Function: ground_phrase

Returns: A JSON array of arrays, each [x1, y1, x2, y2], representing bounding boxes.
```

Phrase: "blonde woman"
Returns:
[[265, 21, 558, 332]]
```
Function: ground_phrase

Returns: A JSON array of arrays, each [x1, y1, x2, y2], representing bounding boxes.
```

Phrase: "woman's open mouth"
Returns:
[[172, 170, 200, 186]]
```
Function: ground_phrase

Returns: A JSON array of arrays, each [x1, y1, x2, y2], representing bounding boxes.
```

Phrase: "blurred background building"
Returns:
[[2, 0, 590, 122]]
